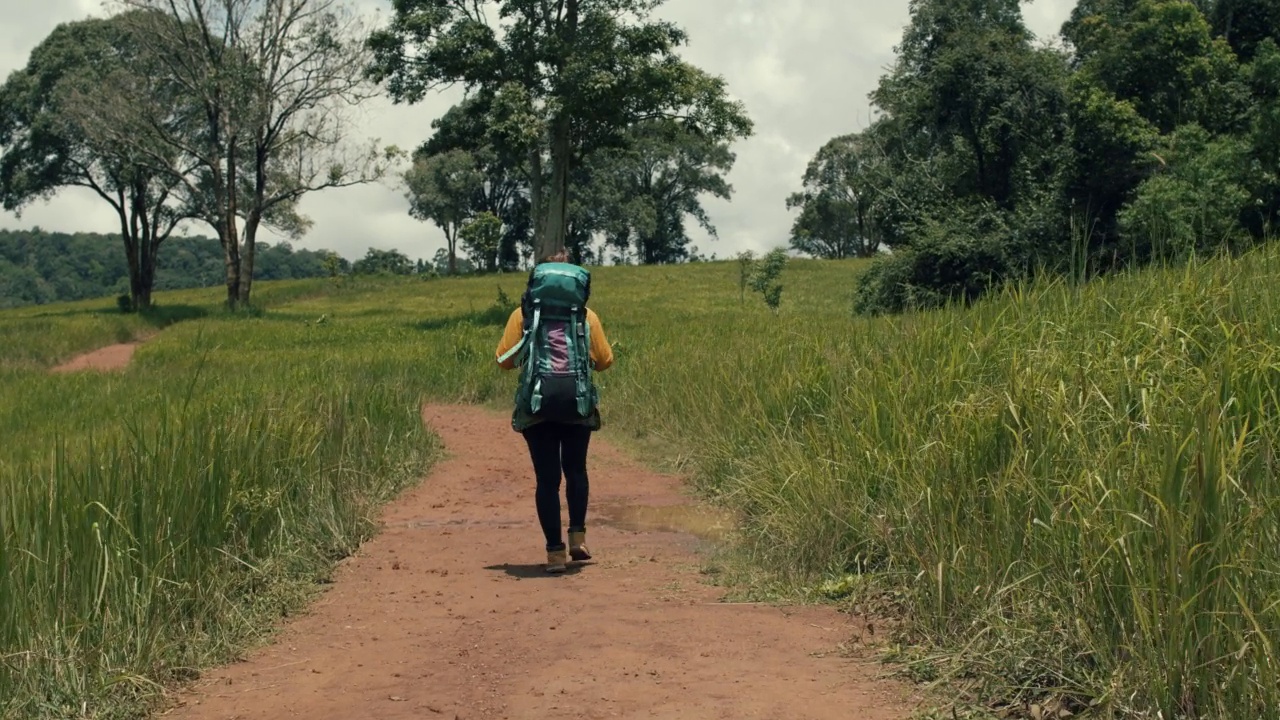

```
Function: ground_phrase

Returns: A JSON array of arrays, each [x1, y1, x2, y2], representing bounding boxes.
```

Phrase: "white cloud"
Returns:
[[0, 0, 1077, 262]]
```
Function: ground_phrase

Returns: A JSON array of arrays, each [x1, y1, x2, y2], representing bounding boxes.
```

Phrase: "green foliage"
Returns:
[[747, 248, 788, 313], [1071, 0, 1248, 135], [1118, 124, 1253, 257], [584, 120, 738, 265], [854, 206, 1013, 315], [786, 134, 884, 259], [366, 0, 753, 259], [351, 247, 414, 276], [1061, 78, 1163, 253], [404, 149, 486, 275], [459, 211, 505, 271], [0, 12, 192, 310], [805, 0, 1280, 315], [1210, 0, 1280, 61]]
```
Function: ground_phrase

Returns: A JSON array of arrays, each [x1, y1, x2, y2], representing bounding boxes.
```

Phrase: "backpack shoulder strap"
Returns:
[[498, 302, 541, 365]]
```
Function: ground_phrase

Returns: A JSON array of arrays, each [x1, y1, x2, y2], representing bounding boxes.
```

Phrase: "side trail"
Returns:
[[164, 404, 917, 719]]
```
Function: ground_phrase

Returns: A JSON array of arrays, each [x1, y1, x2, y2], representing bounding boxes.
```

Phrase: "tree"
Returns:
[[1065, 0, 1247, 135], [588, 120, 736, 264], [1208, 0, 1280, 62], [432, 246, 475, 275], [0, 13, 192, 310], [786, 133, 886, 259], [404, 149, 486, 275], [419, 99, 531, 270], [1118, 124, 1252, 257], [1247, 39, 1280, 231], [459, 211, 504, 271], [100, 0, 398, 309], [352, 247, 413, 275], [872, 0, 1069, 211], [366, 0, 753, 260]]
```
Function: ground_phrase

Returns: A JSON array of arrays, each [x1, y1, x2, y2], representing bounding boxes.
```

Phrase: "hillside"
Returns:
[[1, 249, 1279, 718]]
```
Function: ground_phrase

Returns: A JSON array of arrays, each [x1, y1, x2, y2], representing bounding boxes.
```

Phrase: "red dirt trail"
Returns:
[[50, 343, 138, 373], [163, 405, 918, 720]]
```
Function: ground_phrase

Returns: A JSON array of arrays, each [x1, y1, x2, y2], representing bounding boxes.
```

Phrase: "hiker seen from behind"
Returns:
[[495, 251, 614, 574]]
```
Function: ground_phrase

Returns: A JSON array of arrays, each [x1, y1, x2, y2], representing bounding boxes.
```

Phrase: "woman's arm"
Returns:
[[495, 308, 524, 370], [586, 309, 614, 371]]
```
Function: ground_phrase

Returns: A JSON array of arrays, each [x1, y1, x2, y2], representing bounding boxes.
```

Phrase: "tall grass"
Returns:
[[0, 283, 444, 719], [5, 250, 1280, 718], [587, 252, 1280, 718]]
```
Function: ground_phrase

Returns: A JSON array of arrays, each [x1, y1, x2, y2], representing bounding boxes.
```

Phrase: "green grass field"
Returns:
[[3, 250, 1280, 719]]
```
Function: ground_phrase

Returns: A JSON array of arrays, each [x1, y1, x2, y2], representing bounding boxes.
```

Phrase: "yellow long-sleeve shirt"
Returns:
[[495, 306, 614, 371]]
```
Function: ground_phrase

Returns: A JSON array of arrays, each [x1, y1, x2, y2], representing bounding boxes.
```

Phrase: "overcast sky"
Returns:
[[0, 0, 1076, 262]]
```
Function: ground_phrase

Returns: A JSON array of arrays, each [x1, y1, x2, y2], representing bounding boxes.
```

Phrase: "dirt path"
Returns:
[[164, 405, 917, 720], [50, 342, 138, 373]]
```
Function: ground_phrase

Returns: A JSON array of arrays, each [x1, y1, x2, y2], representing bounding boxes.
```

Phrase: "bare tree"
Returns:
[[99, 0, 398, 307]]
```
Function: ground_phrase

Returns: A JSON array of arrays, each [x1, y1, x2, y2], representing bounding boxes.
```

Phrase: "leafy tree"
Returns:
[[459, 211, 505, 272], [1060, 78, 1163, 261], [872, 0, 1069, 210], [588, 120, 736, 264], [366, 0, 753, 260], [1066, 0, 1248, 135], [0, 13, 192, 310], [100, 0, 397, 309], [787, 133, 886, 259], [1246, 39, 1280, 231], [432, 247, 476, 275], [352, 247, 414, 275], [842, 0, 1070, 312], [404, 149, 486, 275], [1118, 124, 1252, 257], [1208, 0, 1280, 62], [419, 99, 531, 270], [736, 250, 755, 305]]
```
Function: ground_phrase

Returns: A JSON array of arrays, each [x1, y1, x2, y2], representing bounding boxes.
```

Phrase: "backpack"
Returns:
[[497, 262, 598, 423]]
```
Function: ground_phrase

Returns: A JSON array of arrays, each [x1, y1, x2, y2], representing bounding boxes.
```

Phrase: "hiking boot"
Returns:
[[546, 548, 568, 574], [569, 531, 592, 562]]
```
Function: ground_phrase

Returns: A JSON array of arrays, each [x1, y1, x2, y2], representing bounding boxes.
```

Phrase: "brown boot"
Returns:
[[569, 531, 592, 562], [546, 547, 568, 574]]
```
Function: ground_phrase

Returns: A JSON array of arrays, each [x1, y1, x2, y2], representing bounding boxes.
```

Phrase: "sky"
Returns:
[[0, 0, 1077, 263]]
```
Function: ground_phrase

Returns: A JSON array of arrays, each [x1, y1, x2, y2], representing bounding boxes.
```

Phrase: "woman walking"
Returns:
[[495, 251, 614, 573]]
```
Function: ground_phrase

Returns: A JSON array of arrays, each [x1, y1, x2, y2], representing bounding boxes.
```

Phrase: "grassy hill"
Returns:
[[2, 251, 1279, 718]]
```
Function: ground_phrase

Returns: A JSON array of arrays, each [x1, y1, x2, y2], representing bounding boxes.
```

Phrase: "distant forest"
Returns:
[[0, 229, 341, 308]]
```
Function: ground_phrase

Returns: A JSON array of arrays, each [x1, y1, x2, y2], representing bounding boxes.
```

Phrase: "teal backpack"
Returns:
[[498, 262, 599, 425]]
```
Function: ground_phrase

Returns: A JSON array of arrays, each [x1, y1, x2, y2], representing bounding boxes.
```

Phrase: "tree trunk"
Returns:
[[239, 139, 271, 306], [117, 205, 141, 312], [239, 210, 261, 306], [447, 226, 458, 275], [139, 234, 158, 310], [529, 148, 545, 261], [223, 138, 242, 308], [540, 115, 573, 261]]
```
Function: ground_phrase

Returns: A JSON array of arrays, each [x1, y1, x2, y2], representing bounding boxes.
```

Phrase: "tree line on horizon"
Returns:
[[7, 0, 1275, 319], [0, 229, 344, 309]]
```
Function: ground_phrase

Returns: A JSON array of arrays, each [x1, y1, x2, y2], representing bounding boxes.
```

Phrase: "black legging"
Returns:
[[521, 421, 591, 551]]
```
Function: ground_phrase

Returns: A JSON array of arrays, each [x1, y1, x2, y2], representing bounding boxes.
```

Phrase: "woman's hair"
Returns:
[[542, 250, 570, 264]]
